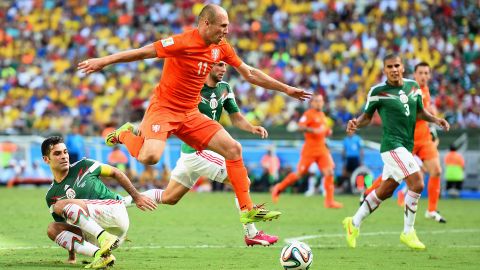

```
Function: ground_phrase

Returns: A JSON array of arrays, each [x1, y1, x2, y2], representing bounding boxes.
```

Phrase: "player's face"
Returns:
[[206, 11, 229, 44], [43, 143, 69, 172], [310, 95, 324, 110], [383, 57, 404, 84], [209, 62, 227, 82], [414, 66, 431, 87]]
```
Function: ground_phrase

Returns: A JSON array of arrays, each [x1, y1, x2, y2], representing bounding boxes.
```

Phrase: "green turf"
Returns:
[[0, 188, 479, 269]]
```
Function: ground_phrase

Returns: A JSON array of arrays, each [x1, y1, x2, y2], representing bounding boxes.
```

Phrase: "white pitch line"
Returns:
[[1, 229, 479, 251], [285, 228, 480, 242]]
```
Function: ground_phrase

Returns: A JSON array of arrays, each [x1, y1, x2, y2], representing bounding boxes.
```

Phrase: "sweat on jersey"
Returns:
[[45, 158, 121, 222], [364, 79, 423, 153], [181, 81, 240, 154]]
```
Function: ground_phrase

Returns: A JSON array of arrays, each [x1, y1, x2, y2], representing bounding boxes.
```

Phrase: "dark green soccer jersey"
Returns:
[[45, 158, 121, 222], [364, 78, 423, 153], [181, 81, 240, 153]]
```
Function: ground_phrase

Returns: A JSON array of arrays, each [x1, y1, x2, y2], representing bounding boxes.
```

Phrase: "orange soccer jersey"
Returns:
[[151, 29, 242, 111], [139, 29, 243, 146], [298, 109, 330, 156], [296, 109, 334, 173], [413, 86, 438, 160]]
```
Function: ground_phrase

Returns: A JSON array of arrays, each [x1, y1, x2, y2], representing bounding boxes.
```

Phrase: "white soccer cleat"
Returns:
[[425, 210, 447, 223]]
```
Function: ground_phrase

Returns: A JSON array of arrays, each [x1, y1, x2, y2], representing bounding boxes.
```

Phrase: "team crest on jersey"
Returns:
[[211, 48, 220, 61], [152, 124, 161, 133], [65, 186, 76, 199], [209, 93, 218, 109], [399, 90, 408, 104]]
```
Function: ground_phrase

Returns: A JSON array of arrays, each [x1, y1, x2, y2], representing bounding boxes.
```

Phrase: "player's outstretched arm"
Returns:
[[346, 113, 372, 135], [229, 112, 268, 138], [234, 63, 312, 101], [99, 164, 157, 211], [78, 43, 157, 74], [417, 107, 450, 131]]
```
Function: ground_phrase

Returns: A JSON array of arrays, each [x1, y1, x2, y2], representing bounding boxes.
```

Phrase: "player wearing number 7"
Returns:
[[342, 54, 449, 250], [78, 4, 312, 224]]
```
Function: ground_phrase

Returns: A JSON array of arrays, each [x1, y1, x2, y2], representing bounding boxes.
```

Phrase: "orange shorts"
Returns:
[[413, 140, 439, 161], [297, 152, 334, 175], [139, 105, 222, 151]]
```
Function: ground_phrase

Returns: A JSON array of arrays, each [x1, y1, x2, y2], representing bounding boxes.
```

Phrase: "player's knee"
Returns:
[[430, 166, 442, 177], [138, 153, 160, 165], [223, 141, 242, 159]]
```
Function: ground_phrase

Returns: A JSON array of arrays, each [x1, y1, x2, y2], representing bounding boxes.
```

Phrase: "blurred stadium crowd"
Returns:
[[1, 0, 480, 136]]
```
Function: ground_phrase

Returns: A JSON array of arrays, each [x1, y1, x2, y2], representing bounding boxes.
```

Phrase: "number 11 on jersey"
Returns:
[[198, 62, 208, 75]]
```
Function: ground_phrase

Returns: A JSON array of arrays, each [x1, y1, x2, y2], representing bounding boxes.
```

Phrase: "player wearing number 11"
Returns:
[[78, 4, 311, 224], [342, 54, 449, 250]]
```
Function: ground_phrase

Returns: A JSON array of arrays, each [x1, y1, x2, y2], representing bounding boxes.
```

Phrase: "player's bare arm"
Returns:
[[100, 164, 157, 211], [78, 43, 157, 74], [417, 107, 450, 131], [234, 63, 312, 101], [346, 113, 372, 135], [298, 125, 328, 135], [229, 112, 268, 139]]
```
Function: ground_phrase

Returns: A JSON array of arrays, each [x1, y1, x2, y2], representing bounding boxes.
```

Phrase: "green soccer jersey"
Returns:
[[364, 78, 423, 153], [45, 158, 121, 222], [181, 81, 240, 153]]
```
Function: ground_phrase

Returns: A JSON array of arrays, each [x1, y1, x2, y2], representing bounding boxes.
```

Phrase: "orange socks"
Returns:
[[226, 158, 253, 211], [365, 175, 382, 196], [277, 172, 299, 193], [119, 131, 144, 158], [324, 175, 335, 203], [428, 176, 441, 212]]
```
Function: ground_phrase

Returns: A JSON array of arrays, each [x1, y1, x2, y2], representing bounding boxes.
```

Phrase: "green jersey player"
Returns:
[[123, 62, 279, 246], [43, 136, 156, 268], [342, 54, 449, 250]]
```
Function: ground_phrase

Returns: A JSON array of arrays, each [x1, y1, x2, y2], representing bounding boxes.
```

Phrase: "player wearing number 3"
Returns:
[[78, 4, 311, 223], [342, 54, 449, 250]]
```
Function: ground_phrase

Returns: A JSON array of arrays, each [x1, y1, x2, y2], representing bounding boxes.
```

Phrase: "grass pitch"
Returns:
[[0, 188, 479, 269]]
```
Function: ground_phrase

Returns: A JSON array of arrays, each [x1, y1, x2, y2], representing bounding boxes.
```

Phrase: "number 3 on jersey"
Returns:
[[404, 104, 410, 116], [198, 62, 208, 75]]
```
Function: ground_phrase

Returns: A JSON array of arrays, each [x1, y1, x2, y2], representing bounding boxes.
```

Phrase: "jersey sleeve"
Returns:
[[153, 34, 186, 58], [220, 42, 242, 68], [83, 158, 103, 177], [414, 84, 424, 112], [364, 87, 379, 115], [223, 83, 240, 114]]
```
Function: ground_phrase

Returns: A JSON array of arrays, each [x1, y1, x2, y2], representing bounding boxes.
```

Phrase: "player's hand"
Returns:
[[78, 58, 107, 74], [134, 195, 157, 211], [252, 126, 268, 139], [436, 118, 450, 131], [285, 86, 313, 101], [346, 118, 358, 135]]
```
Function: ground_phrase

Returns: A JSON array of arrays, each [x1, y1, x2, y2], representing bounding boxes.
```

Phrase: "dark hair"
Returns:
[[414, 62, 430, 72], [383, 53, 401, 64], [41, 136, 64, 156], [198, 4, 217, 24], [449, 144, 457, 151]]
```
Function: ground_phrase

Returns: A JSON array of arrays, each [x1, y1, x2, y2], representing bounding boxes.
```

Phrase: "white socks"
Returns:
[[123, 189, 164, 208], [235, 197, 258, 238], [62, 204, 103, 238], [353, 190, 382, 228], [54, 230, 98, 257], [404, 190, 421, 233]]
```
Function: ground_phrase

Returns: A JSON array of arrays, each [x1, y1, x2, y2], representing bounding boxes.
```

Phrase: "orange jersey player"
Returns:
[[271, 94, 343, 208], [362, 62, 446, 223], [78, 4, 312, 225]]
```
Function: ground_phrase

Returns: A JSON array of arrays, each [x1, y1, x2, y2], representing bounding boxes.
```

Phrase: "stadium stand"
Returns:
[[1, 0, 479, 136]]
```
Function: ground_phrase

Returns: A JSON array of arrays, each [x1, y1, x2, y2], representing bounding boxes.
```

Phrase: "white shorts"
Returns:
[[380, 147, 420, 183], [84, 199, 129, 246], [170, 150, 228, 189]]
